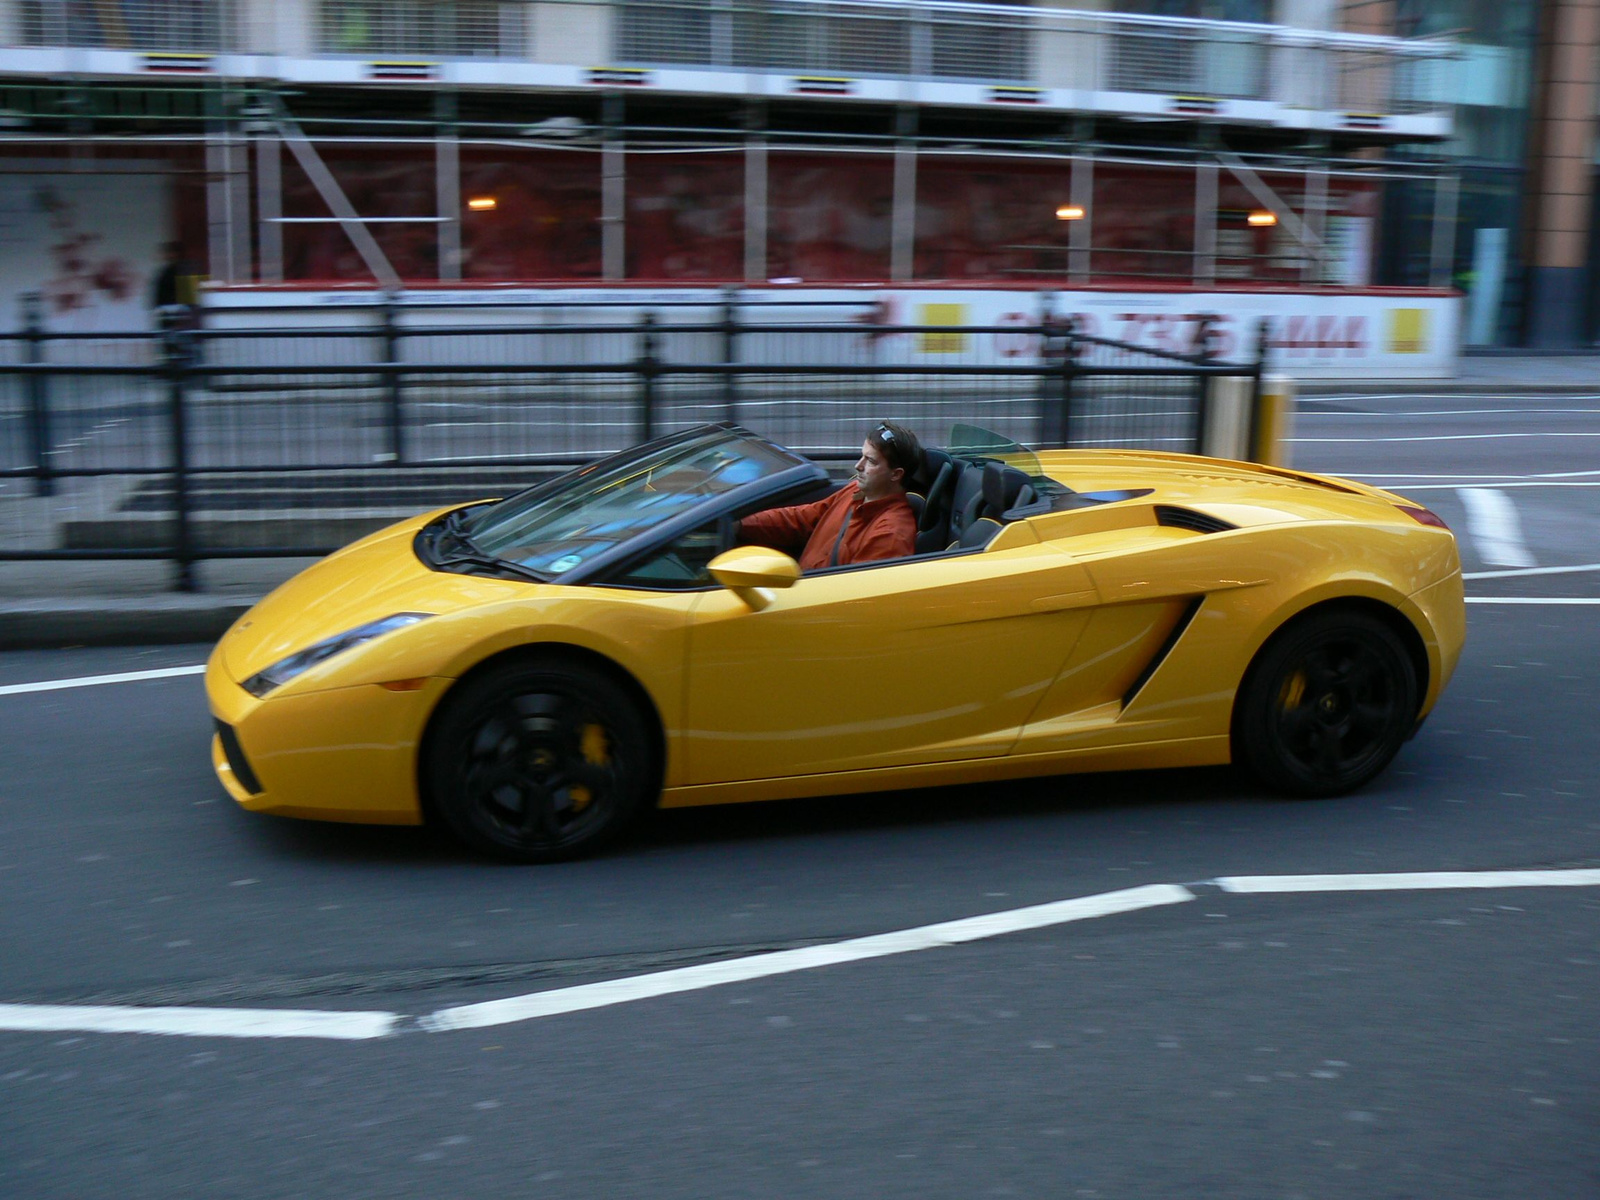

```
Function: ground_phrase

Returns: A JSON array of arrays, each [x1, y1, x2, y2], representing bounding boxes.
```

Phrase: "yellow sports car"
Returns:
[[206, 423, 1465, 862]]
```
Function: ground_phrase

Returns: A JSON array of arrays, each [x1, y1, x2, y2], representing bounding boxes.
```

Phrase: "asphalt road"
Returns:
[[2, 390, 1598, 1199]]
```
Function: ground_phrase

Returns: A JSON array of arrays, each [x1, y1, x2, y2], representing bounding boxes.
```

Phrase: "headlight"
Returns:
[[242, 613, 432, 698]]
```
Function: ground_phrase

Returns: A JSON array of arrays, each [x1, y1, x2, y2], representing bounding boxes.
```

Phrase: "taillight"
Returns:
[[1398, 505, 1450, 530]]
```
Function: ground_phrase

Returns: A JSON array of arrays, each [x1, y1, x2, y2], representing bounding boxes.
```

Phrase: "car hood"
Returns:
[[216, 511, 533, 683]]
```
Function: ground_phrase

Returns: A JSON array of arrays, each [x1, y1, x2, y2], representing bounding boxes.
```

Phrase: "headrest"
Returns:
[[917, 448, 953, 491], [981, 461, 1028, 515]]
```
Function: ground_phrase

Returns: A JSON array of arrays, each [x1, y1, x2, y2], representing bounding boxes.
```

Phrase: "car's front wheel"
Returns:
[[1234, 609, 1419, 797], [425, 658, 657, 862]]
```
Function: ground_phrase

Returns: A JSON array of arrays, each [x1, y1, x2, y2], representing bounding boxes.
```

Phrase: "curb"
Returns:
[[0, 598, 255, 649]]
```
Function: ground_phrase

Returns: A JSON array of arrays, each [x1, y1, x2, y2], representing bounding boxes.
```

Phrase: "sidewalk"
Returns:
[[1297, 353, 1600, 395], [3, 355, 1598, 650], [0, 559, 315, 649]]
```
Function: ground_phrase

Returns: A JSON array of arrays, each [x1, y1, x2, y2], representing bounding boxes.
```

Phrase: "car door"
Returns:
[[680, 532, 1100, 785]]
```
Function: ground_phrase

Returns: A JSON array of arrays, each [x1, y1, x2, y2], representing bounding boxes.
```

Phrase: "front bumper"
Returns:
[[206, 656, 449, 826]]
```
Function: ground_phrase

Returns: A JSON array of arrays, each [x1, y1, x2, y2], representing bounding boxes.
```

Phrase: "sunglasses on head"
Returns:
[[874, 423, 896, 445]]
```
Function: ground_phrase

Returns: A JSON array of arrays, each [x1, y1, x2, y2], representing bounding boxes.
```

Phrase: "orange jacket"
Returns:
[[740, 483, 915, 571]]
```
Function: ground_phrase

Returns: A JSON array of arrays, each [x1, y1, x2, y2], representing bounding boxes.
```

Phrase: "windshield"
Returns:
[[463, 427, 800, 577], [947, 423, 1065, 497]]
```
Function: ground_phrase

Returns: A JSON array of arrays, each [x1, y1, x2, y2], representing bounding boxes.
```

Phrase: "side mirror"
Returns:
[[708, 546, 801, 611]]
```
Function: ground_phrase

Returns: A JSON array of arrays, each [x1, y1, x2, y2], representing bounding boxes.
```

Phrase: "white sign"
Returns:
[[206, 283, 1462, 379]]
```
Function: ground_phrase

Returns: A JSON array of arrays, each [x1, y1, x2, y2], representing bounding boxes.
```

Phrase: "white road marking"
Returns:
[[419, 883, 1196, 1033], [1376, 482, 1600, 490], [1292, 432, 1600, 444], [0, 664, 206, 697], [0, 1003, 398, 1041], [6, 871, 1600, 1042], [1303, 407, 1600, 418], [1465, 563, 1600, 580], [1217, 870, 1600, 894], [1342, 469, 1600, 481], [1457, 488, 1535, 568], [1466, 597, 1600, 605]]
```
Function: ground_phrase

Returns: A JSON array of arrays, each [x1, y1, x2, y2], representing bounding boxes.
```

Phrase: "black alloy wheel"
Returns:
[[1234, 609, 1419, 797], [426, 658, 656, 862]]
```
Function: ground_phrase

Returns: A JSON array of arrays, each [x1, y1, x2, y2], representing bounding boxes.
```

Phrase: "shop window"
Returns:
[[626, 154, 744, 280], [1093, 164, 1197, 282], [459, 151, 603, 281], [278, 145, 441, 283], [766, 154, 893, 282], [914, 158, 1070, 280]]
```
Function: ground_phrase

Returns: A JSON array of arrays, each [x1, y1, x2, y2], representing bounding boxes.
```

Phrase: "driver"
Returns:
[[738, 421, 922, 571]]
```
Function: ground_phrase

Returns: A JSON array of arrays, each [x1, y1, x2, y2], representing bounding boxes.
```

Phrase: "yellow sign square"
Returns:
[[918, 304, 968, 353], [1387, 308, 1429, 354]]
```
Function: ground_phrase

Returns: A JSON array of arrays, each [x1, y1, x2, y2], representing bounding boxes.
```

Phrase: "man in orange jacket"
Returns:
[[739, 421, 922, 571]]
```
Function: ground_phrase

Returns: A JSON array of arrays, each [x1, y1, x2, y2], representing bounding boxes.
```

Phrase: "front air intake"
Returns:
[[215, 720, 263, 795], [1155, 506, 1236, 534]]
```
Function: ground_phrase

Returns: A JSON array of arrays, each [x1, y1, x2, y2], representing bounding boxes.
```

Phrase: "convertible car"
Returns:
[[206, 423, 1465, 862]]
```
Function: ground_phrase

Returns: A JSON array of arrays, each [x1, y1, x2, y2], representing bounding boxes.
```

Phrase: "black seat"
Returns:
[[945, 460, 988, 545], [953, 461, 1035, 550], [913, 449, 956, 554]]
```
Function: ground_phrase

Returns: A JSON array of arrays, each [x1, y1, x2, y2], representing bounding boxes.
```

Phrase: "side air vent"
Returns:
[[1155, 505, 1236, 534]]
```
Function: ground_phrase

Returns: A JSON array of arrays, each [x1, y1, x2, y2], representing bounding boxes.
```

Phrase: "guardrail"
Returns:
[[0, 309, 1266, 590]]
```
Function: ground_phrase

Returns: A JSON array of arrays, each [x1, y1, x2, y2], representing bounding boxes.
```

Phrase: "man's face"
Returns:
[[854, 438, 901, 502]]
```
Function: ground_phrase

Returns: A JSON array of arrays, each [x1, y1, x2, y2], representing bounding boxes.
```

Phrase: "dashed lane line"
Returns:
[[1370, 482, 1600, 489], [1465, 563, 1600, 580], [1302, 406, 1600, 418], [1292, 432, 1600, 444], [0, 665, 206, 697], [4, 871, 1600, 1043], [1217, 869, 1600, 894], [0, 1005, 398, 1041], [1340, 469, 1600, 481]]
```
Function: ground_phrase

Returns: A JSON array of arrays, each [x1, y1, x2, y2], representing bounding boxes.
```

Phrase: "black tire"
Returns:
[[1234, 609, 1419, 798], [425, 658, 657, 863]]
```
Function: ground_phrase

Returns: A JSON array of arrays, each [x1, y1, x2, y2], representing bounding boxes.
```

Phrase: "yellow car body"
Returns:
[[206, 425, 1464, 857]]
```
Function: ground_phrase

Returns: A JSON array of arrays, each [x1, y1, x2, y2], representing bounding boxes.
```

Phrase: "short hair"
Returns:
[[867, 421, 922, 481]]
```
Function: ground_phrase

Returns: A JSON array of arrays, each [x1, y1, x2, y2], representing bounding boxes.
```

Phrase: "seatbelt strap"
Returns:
[[828, 507, 854, 567]]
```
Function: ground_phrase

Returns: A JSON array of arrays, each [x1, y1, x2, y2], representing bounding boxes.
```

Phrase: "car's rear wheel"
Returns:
[[1234, 609, 1418, 797], [425, 658, 656, 862]]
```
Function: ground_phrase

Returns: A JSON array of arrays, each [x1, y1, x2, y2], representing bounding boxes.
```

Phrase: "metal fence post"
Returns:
[[1247, 317, 1270, 462], [164, 321, 197, 593], [1039, 314, 1077, 448], [380, 289, 405, 462], [21, 293, 53, 498], [720, 285, 740, 422], [638, 312, 659, 443], [1192, 313, 1217, 455], [1036, 309, 1059, 447]]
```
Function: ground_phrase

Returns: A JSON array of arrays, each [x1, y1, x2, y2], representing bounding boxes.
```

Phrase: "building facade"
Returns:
[[0, 1, 1579, 352]]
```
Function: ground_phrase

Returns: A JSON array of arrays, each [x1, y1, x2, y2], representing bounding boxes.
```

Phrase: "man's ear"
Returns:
[[889, 465, 904, 485]]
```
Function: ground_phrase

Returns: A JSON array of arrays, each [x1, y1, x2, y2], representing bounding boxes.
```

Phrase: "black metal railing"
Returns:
[[0, 303, 1266, 590]]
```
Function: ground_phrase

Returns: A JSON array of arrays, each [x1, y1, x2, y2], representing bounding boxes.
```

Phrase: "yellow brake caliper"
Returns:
[[1279, 670, 1307, 711], [571, 724, 610, 812]]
